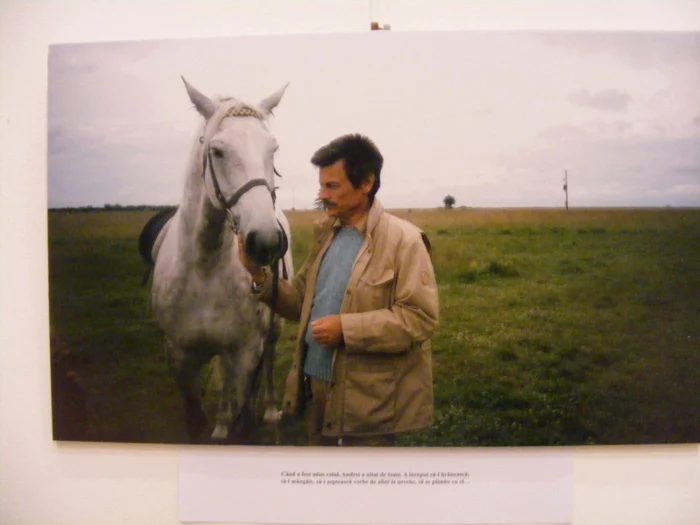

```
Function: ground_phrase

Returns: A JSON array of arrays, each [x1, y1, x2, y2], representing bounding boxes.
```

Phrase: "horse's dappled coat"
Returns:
[[140, 78, 293, 443]]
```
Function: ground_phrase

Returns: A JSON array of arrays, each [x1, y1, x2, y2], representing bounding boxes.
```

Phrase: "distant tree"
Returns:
[[443, 195, 456, 209], [313, 191, 325, 211]]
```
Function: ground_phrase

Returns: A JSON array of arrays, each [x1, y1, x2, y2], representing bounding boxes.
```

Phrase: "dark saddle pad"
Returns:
[[138, 206, 178, 273]]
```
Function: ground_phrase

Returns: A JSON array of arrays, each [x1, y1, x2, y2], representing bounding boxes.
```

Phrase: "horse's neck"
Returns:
[[178, 156, 231, 263], [198, 201, 229, 254]]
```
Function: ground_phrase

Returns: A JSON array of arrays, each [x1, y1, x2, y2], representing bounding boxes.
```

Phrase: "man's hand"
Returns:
[[311, 315, 344, 349]]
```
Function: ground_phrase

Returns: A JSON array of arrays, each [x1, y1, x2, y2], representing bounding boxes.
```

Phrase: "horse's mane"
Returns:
[[212, 95, 270, 119]]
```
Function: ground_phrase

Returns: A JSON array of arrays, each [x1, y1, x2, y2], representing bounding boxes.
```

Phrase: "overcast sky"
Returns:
[[48, 30, 700, 209]]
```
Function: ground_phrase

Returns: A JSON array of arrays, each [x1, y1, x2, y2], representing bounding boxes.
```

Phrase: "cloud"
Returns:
[[49, 40, 159, 75], [46, 31, 700, 209], [48, 117, 196, 208], [538, 124, 590, 143], [569, 89, 633, 113], [539, 121, 638, 144], [661, 184, 700, 198], [495, 126, 700, 206], [670, 164, 700, 181]]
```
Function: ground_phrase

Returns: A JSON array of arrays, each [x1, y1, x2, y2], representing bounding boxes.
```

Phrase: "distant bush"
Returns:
[[457, 259, 520, 283]]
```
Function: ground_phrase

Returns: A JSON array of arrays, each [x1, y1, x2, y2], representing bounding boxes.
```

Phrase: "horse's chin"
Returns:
[[248, 252, 280, 268], [245, 237, 287, 268]]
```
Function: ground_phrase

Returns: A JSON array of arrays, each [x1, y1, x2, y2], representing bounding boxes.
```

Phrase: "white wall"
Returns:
[[1, 1, 699, 524]]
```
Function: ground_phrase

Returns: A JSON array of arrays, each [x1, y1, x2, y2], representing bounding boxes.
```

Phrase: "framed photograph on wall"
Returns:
[[47, 30, 700, 452]]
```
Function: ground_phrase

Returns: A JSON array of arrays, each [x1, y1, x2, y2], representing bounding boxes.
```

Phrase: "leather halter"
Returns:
[[200, 104, 278, 233]]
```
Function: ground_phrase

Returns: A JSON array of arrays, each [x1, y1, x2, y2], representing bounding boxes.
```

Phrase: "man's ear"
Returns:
[[362, 174, 375, 194]]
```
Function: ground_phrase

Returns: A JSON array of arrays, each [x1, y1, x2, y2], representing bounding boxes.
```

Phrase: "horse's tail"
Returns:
[[137, 206, 178, 286]]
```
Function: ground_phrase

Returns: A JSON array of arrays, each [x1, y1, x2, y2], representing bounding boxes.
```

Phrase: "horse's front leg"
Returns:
[[165, 339, 209, 444], [224, 340, 265, 443], [262, 316, 283, 426], [211, 352, 236, 442]]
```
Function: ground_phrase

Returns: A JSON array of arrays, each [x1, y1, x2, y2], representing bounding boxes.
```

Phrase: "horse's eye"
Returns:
[[210, 147, 224, 159]]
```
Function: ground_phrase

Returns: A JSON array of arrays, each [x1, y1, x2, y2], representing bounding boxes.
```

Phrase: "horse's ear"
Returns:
[[258, 83, 289, 115], [181, 76, 217, 120]]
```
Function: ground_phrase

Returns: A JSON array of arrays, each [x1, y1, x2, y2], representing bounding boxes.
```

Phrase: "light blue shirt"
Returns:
[[303, 227, 364, 381]]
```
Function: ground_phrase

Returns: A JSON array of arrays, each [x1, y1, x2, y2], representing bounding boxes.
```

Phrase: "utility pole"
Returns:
[[563, 170, 569, 211]]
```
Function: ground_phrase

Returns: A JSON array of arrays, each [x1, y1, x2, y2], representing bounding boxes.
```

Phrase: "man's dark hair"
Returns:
[[311, 133, 383, 201]]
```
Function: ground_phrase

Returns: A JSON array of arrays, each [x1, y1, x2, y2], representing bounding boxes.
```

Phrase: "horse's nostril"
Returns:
[[245, 232, 258, 256], [245, 230, 286, 266]]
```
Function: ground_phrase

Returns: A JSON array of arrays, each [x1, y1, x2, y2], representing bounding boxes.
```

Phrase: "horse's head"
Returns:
[[182, 77, 289, 267]]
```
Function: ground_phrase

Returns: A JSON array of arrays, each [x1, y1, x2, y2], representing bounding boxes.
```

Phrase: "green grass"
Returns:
[[48, 208, 700, 447]]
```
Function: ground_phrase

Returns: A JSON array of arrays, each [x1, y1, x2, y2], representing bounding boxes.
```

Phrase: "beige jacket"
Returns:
[[259, 198, 439, 437]]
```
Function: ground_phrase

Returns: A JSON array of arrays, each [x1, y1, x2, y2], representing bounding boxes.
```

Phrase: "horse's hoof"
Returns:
[[210, 424, 229, 441], [263, 408, 281, 425]]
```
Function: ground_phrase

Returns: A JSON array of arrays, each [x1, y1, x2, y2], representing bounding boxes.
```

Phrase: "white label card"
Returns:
[[179, 447, 573, 524]]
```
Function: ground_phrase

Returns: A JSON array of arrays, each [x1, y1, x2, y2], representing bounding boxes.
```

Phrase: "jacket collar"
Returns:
[[329, 198, 384, 236]]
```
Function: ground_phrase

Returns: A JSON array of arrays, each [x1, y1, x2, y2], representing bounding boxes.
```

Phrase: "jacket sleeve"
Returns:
[[258, 223, 331, 321], [258, 254, 309, 322], [339, 231, 439, 353]]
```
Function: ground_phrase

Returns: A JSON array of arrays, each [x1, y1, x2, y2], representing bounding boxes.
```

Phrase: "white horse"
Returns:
[[140, 77, 293, 444]]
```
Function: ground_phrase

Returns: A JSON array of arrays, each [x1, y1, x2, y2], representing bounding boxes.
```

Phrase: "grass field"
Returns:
[[48, 207, 700, 447]]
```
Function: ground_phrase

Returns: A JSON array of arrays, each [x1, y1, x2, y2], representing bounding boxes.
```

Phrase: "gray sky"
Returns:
[[48, 31, 700, 210]]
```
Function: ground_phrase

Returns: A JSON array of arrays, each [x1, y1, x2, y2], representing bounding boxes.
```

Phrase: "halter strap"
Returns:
[[207, 147, 274, 209], [199, 103, 279, 230]]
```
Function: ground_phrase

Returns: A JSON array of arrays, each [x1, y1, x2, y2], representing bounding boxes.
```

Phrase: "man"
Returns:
[[239, 133, 439, 446]]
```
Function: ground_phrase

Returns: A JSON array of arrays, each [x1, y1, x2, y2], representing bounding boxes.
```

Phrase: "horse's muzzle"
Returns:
[[245, 229, 287, 267]]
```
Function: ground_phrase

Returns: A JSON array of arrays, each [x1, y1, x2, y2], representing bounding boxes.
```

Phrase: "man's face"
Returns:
[[318, 159, 373, 226]]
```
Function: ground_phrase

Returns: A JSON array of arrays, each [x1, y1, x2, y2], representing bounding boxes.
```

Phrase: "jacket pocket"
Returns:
[[356, 268, 395, 310], [342, 369, 396, 434]]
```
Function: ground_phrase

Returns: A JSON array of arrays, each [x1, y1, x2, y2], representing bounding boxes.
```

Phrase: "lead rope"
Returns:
[[270, 221, 289, 445], [228, 256, 279, 443], [231, 228, 287, 445], [270, 260, 281, 445]]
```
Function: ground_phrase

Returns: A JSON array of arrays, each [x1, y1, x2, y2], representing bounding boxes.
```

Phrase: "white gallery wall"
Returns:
[[1, 1, 699, 525]]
